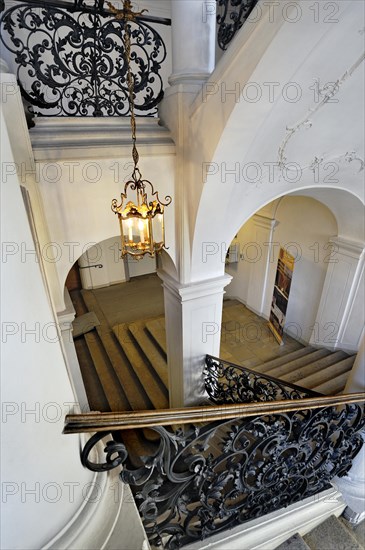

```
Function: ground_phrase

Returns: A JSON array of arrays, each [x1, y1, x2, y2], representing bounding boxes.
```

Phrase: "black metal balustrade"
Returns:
[[64, 358, 365, 550], [216, 0, 260, 50], [0, 0, 169, 116], [204, 354, 321, 404]]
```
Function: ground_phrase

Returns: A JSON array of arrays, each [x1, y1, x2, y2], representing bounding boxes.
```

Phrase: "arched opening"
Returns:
[[225, 195, 338, 344], [63, 235, 169, 415], [217, 188, 364, 394]]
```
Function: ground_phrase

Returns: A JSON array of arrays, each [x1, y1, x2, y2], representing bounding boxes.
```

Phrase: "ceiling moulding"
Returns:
[[29, 117, 176, 161]]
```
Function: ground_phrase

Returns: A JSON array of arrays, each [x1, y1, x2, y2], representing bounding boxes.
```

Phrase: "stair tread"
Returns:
[[280, 350, 350, 384], [84, 331, 130, 411], [303, 515, 363, 550], [312, 371, 351, 395], [81, 290, 152, 411], [145, 317, 167, 355], [128, 321, 168, 388], [275, 533, 310, 550], [252, 346, 316, 374], [74, 336, 110, 411], [266, 348, 331, 378], [298, 356, 355, 389], [113, 324, 169, 410], [339, 517, 365, 548]]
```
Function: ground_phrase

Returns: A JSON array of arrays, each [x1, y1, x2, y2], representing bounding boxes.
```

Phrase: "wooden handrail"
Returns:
[[64, 392, 365, 434]]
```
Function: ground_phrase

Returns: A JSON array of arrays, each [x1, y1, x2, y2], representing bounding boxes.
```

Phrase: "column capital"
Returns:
[[252, 214, 279, 231], [329, 236, 365, 259], [158, 270, 232, 302]]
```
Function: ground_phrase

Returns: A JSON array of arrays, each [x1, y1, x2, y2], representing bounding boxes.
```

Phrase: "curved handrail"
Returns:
[[64, 392, 365, 433]]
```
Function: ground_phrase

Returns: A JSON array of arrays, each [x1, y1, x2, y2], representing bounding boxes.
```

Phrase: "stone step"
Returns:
[[81, 290, 152, 411], [280, 350, 349, 385], [145, 316, 167, 356], [339, 517, 365, 548], [275, 533, 311, 550], [252, 346, 316, 374], [303, 515, 362, 550], [298, 356, 355, 390], [74, 335, 110, 412], [84, 331, 130, 411], [313, 371, 352, 395], [113, 323, 169, 410], [265, 348, 331, 378], [128, 321, 168, 388]]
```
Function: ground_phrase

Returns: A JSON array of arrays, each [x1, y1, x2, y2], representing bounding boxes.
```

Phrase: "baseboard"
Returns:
[[183, 487, 345, 550]]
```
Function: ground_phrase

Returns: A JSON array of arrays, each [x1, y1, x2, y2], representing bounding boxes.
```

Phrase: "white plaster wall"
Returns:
[[127, 253, 157, 278], [189, 0, 365, 283], [78, 236, 127, 289], [36, 153, 175, 309], [0, 106, 93, 550]]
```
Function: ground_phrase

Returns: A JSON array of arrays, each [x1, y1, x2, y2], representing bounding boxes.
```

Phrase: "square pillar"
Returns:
[[246, 215, 278, 317], [159, 271, 232, 407], [310, 237, 364, 352]]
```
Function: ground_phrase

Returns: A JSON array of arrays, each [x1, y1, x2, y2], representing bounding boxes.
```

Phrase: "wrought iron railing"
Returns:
[[0, 0, 169, 116], [216, 0, 260, 50], [204, 354, 321, 404], [65, 391, 365, 548]]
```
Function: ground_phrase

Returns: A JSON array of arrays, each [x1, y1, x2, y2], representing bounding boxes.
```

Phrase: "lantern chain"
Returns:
[[107, 1, 148, 170]]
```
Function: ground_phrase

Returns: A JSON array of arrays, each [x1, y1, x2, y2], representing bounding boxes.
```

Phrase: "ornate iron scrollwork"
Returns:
[[81, 403, 364, 549], [204, 355, 319, 404], [216, 0, 260, 50], [81, 432, 128, 472], [0, 1, 166, 116]]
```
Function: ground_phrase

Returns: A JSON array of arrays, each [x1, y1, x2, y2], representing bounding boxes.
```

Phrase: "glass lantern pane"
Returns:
[[152, 213, 164, 244], [122, 218, 137, 244]]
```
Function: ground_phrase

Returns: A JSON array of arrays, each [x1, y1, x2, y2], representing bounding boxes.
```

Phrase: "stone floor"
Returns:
[[89, 273, 303, 369]]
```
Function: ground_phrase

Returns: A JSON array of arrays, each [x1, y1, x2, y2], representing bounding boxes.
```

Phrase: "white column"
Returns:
[[57, 289, 89, 412], [159, 271, 232, 407], [310, 237, 365, 352], [169, 0, 216, 86], [246, 215, 278, 317]]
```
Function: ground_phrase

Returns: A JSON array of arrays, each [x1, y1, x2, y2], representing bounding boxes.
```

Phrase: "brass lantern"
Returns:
[[111, 167, 171, 260], [110, 0, 171, 259]]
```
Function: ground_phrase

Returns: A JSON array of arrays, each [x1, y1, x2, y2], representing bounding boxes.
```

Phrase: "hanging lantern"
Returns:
[[111, 167, 171, 260], [109, 0, 172, 260]]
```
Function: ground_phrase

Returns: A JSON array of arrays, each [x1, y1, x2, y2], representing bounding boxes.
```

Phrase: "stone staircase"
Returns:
[[277, 515, 364, 550], [71, 294, 357, 415]]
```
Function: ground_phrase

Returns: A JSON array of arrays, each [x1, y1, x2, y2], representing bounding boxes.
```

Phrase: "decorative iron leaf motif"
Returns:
[[204, 355, 320, 404], [82, 404, 365, 548], [0, 2, 166, 116], [216, 0, 260, 50]]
